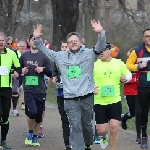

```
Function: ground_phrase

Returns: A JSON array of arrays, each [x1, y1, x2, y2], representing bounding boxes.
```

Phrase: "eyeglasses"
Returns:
[[7, 43, 12, 45], [67, 40, 79, 44], [144, 35, 150, 39]]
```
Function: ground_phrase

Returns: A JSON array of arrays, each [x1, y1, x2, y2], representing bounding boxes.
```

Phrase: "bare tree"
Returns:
[[82, 0, 96, 48], [51, 0, 79, 50], [0, 0, 24, 36]]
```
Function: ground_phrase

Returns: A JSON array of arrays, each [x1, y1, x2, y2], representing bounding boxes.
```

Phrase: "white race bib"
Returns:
[[0, 66, 8, 75]]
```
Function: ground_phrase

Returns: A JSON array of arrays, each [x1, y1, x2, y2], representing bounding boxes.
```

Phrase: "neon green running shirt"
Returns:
[[94, 58, 130, 105]]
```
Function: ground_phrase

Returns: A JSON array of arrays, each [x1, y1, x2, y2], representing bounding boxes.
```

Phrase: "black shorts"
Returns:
[[24, 91, 46, 123], [94, 101, 122, 124]]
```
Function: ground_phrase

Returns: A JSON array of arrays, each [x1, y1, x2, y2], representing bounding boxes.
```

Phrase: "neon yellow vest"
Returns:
[[0, 48, 20, 87]]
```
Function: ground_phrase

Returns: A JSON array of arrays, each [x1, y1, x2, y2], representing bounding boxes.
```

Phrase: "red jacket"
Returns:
[[123, 73, 138, 95]]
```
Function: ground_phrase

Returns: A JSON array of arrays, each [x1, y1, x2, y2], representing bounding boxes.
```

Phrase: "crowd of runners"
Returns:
[[0, 19, 150, 150]]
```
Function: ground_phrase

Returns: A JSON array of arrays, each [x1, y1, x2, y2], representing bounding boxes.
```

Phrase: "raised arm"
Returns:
[[33, 24, 58, 63], [91, 20, 106, 60]]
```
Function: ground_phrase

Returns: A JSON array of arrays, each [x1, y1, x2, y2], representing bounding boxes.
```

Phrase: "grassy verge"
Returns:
[[46, 82, 150, 134], [46, 82, 57, 104]]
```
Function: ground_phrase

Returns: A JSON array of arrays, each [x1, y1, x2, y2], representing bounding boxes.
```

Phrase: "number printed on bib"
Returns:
[[25, 76, 38, 85], [0, 66, 8, 75], [67, 65, 82, 78], [101, 85, 115, 96]]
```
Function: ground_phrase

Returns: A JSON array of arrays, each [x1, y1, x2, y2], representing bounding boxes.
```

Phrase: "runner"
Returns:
[[52, 40, 71, 150], [93, 43, 131, 150], [20, 34, 52, 146], [32, 20, 106, 150], [126, 29, 150, 149], [0, 32, 20, 150], [121, 49, 141, 144], [11, 40, 27, 116]]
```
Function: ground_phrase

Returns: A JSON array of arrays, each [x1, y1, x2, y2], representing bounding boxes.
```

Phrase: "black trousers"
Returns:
[[57, 96, 70, 146], [0, 87, 12, 142], [122, 95, 141, 136], [138, 87, 150, 137]]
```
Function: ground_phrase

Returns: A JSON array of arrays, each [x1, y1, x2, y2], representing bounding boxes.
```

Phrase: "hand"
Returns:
[[120, 75, 126, 83], [91, 19, 103, 34], [33, 24, 42, 39], [22, 67, 29, 74], [13, 71, 19, 79], [93, 86, 99, 95], [139, 61, 147, 69], [46, 77, 50, 83], [52, 76, 58, 84], [35, 66, 43, 73]]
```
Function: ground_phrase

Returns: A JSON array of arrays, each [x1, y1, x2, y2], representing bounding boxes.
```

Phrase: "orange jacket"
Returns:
[[12, 42, 18, 49], [110, 46, 119, 58]]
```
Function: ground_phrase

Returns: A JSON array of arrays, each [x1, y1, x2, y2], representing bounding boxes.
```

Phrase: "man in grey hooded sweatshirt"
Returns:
[[32, 20, 106, 150]]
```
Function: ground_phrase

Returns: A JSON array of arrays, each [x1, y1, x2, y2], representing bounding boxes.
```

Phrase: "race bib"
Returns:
[[25, 76, 38, 85], [0, 66, 8, 75], [101, 85, 115, 96], [147, 72, 150, 81], [67, 65, 82, 78]]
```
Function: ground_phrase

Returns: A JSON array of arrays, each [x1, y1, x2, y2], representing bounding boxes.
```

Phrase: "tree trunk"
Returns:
[[5, 0, 12, 36], [82, 0, 96, 48], [51, 0, 79, 51], [0, 0, 24, 36]]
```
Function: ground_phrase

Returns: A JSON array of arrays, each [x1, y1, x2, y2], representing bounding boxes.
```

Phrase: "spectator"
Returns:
[[44, 40, 53, 50], [12, 38, 19, 50], [110, 43, 119, 58]]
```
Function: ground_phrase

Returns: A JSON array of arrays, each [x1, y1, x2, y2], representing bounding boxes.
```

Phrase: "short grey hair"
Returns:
[[18, 40, 27, 47], [66, 32, 81, 42], [6, 36, 13, 42], [0, 32, 6, 40]]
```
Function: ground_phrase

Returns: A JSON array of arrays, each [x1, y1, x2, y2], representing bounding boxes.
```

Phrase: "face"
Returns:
[[111, 44, 114, 48], [61, 42, 69, 51], [67, 35, 81, 51], [81, 38, 85, 45], [29, 37, 36, 49], [18, 42, 26, 53], [143, 30, 150, 46], [99, 49, 111, 61], [6, 39, 13, 49], [0, 35, 5, 51], [44, 40, 48, 44], [15, 38, 18, 43]]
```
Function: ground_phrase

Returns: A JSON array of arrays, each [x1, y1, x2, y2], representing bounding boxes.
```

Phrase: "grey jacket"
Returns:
[[34, 31, 106, 98]]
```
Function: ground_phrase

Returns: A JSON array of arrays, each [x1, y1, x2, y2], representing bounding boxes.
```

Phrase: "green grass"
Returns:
[[120, 83, 150, 135], [46, 82, 57, 104], [46, 82, 150, 134]]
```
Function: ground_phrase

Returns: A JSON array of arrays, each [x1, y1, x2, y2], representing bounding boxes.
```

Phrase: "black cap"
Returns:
[[28, 34, 34, 41], [105, 43, 111, 50]]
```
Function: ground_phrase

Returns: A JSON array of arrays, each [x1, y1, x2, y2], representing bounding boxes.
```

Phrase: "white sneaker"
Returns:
[[100, 133, 109, 149], [12, 109, 19, 116], [21, 103, 25, 110]]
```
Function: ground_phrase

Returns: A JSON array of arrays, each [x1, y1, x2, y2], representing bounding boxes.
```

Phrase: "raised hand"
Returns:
[[91, 19, 103, 34], [33, 24, 42, 39]]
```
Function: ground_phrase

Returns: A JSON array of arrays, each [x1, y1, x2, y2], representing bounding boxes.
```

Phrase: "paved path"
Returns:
[[6, 101, 148, 150]]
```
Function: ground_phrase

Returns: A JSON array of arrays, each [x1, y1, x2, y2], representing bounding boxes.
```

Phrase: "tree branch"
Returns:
[[118, 0, 141, 25], [0, 0, 6, 17], [12, 0, 24, 34]]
